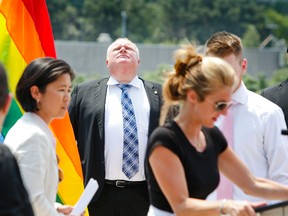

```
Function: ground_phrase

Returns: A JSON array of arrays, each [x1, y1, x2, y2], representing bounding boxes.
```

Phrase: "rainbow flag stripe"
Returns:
[[0, 0, 87, 213]]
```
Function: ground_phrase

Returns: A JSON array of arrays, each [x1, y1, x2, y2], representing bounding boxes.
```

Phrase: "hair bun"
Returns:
[[174, 61, 187, 76], [174, 45, 202, 77], [187, 55, 202, 68]]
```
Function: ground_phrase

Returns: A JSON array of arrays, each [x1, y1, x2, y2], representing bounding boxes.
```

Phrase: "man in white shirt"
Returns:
[[205, 31, 288, 203]]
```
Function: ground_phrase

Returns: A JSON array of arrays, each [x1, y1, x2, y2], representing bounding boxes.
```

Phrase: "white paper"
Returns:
[[70, 178, 98, 216]]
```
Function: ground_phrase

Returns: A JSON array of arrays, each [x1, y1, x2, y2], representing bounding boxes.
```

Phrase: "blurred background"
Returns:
[[47, 0, 288, 92]]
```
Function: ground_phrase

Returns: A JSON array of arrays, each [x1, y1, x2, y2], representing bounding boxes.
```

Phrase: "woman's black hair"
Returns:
[[16, 57, 75, 112]]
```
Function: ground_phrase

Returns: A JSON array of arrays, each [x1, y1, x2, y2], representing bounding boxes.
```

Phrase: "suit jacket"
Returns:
[[69, 77, 162, 202], [0, 144, 34, 216], [4, 113, 61, 216], [261, 79, 288, 129]]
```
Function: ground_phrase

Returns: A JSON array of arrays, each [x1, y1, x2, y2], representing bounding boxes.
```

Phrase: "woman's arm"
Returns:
[[149, 145, 256, 216], [219, 146, 288, 200], [15, 133, 63, 216]]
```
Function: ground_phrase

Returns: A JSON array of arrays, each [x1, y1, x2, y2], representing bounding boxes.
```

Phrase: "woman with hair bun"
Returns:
[[145, 44, 288, 216]]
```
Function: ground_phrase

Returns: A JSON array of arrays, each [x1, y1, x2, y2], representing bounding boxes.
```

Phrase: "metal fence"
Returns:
[[55, 40, 286, 78]]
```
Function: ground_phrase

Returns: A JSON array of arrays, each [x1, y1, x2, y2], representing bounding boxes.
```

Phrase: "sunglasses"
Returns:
[[214, 101, 232, 112], [207, 99, 232, 112]]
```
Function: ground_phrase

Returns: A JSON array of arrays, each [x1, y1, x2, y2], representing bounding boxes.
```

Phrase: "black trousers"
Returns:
[[88, 182, 149, 216]]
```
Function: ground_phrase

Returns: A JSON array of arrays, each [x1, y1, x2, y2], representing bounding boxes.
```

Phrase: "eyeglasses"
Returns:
[[214, 101, 232, 112], [207, 99, 232, 112]]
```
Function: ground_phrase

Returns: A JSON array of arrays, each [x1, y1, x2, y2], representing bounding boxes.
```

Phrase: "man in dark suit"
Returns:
[[0, 63, 34, 216], [261, 79, 288, 129], [69, 38, 162, 216], [261, 49, 288, 129]]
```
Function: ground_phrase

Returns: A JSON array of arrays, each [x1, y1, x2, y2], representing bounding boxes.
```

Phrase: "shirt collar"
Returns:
[[24, 112, 56, 148], [232, 81, 248, 105], [107, 76, 141, 89]]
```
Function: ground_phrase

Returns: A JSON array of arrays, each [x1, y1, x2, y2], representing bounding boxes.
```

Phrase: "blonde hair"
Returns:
[[160, 43, 236, 125]]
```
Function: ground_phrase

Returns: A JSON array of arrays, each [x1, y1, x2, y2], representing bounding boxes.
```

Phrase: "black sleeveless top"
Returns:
[[145, 121, 227, 213]]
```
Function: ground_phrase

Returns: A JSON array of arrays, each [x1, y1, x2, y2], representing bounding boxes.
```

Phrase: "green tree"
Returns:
[[142, 64, 172, 84], [265, 9, 288, 43], [269, 67, 288, 85], [47, 0, 92, 41], [83, 0, 165, 42], [83, 0, 124, 41], [47, 0, 286, 44], [242, 24, 261, 48], [153, 0, 266, 44]]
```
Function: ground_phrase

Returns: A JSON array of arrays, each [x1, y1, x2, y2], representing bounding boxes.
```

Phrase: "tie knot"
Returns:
[[118, 84, 131, 92]]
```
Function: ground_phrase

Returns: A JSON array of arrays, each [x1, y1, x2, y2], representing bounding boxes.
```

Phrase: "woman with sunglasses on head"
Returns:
[[145, 44, 288, 216]]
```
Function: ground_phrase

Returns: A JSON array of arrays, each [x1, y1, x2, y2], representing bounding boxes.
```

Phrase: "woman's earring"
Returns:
[[36, 99, 40, 103]]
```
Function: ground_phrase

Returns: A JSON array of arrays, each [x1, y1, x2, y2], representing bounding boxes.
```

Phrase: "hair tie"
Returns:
[[187, 54, 202, 69], [174, 61, 187, 76], [197, 55, 202, 62]]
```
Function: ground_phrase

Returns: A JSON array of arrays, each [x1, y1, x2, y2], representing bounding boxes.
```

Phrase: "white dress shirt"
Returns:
[[104, 76, 150, 181], [208, 82, 288, 203], [4, 112, 63, 216]]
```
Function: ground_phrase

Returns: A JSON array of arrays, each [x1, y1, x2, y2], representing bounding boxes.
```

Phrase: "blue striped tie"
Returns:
[[118, 84, 139, 179]]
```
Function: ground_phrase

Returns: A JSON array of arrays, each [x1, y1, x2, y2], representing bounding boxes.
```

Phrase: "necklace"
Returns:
[[192, 139, 203, 150], [175, 118, 205, 151], [196, 142, 202, 149], [191, 132, 205, 151]]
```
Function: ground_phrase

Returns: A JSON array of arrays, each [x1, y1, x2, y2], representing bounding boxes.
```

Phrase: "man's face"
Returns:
[[221, 54, 247, 92], [106, 39, 140, 83], [106, 39, 139, 68]]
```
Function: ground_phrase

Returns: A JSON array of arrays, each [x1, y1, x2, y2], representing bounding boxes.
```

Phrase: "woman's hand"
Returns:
[[221, 200, 262, 216], [56, 205, 73, 215], [57, 204, 85, 216]]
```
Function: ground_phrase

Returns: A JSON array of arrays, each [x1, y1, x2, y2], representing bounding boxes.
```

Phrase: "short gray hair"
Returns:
[[106, 38, 140, 59]]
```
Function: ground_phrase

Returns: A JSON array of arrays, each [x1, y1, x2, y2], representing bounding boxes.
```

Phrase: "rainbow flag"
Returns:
[[0, 0, 87, 214]]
